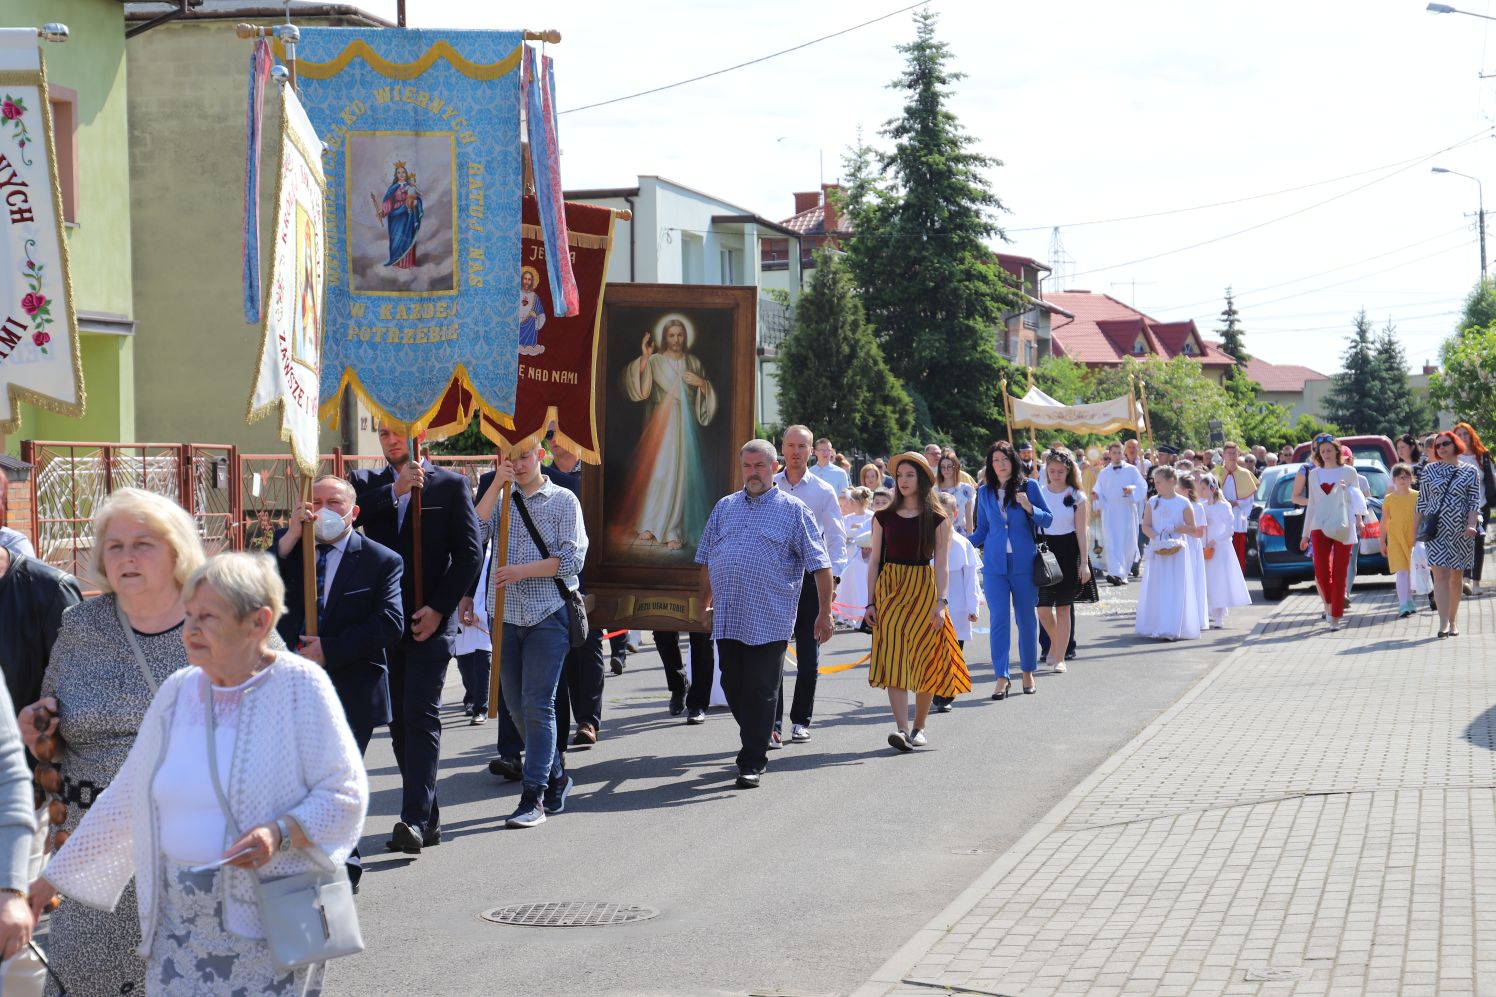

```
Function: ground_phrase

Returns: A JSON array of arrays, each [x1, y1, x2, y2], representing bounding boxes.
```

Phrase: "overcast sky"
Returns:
[[357, 0, 1496, 375]]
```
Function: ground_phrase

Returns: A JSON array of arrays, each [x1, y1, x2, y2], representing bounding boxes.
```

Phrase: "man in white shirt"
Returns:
[[1091, 442, 1147, 585], [1213, 441, 1258, 572], [810, 437, 850, 495], [774, 426, 847, 744]]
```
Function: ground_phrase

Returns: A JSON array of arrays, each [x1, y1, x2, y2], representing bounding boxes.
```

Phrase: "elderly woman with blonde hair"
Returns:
[[18, 488, 209, 996], [31, 552, 367, 995]]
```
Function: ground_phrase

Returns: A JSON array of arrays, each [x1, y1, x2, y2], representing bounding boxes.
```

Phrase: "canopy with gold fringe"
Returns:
[[1009, 385, 1145, 435], [285, 27, 525, 436]]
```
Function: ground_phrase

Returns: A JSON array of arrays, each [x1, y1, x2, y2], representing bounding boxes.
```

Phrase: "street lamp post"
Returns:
[[1432, 166, 1487, 280], [1427, 3, 1496, 22]]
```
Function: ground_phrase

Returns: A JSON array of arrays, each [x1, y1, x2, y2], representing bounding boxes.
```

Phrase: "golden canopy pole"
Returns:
[[1000, 378, 1013, 444], [1138, 378, 1156, 451], [1025, 368, 1038, 451], [1127, 375, 1141, 446]]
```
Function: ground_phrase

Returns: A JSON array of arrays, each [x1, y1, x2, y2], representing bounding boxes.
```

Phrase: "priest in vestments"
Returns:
[[1092, 443, 1148, 584]]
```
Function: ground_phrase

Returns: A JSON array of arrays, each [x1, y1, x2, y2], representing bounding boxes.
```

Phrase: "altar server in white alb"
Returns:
[[1091, 442, 1148, 585]]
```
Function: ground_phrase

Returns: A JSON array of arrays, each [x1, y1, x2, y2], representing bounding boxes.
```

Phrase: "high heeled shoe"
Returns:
[[991, 679, 1010, 701], [1022, 675, 1037, 695]]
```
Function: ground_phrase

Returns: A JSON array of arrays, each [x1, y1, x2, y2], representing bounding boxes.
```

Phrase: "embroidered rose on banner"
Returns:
[[20, 240, 53, 353], [0, 94, 32, 166]]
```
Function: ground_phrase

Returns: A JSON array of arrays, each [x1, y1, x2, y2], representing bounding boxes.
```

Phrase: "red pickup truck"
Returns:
[[1291, 434, 1396, 469]]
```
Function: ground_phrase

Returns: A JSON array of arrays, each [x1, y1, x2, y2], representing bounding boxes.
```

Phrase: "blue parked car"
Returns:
[[1254, 462, 1390, 601]]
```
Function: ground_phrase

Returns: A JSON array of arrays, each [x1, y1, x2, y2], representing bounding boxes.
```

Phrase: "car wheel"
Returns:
[[1261, 576, 1288, 601]]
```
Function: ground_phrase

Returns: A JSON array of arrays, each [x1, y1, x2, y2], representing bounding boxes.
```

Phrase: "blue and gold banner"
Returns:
[[289, 28, 524, 434]]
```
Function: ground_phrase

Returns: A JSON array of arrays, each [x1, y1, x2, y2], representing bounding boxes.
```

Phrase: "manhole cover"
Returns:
[[480, 901, 659, 927], [1244, 966, 1311, 982]]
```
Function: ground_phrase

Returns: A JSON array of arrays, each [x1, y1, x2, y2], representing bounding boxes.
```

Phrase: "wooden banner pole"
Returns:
[[301, 472, 318, 636], [1001, 378, 1013, 444], [407, 435, 424, 609], [486, 460, 513, 719], [1139, 379, 1156, 451]]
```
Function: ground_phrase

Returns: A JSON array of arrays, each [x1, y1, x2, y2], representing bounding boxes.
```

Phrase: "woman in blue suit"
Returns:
[[969, 440, 1053, 698]]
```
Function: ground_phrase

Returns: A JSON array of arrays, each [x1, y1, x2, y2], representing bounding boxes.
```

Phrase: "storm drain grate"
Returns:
[[481, 901, 659, 927]]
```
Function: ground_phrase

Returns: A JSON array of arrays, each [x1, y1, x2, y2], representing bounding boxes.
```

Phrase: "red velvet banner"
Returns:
[[427, 196, 615, 460]]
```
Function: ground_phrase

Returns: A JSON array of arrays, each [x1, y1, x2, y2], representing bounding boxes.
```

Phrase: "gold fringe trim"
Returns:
[[319, 362, 515, 440], [0, 52, 85, 433], [520, 223, 612, 251], [272, 38, 522, 81]]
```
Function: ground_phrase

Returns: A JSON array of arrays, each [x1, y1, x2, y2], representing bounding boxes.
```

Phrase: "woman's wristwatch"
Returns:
[[274, 817, 293, 853]]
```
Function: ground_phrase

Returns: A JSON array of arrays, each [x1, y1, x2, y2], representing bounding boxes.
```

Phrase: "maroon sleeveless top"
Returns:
[[876, 509, 929, 563]]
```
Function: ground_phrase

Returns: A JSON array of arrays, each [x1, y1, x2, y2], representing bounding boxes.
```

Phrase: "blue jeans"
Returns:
[[986, 567, 1040, 679], [500, 609, 569, 791]]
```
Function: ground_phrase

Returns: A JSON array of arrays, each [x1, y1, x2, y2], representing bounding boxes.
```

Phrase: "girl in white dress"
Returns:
[[1135, 467, 1202, 641], [933, 493, 982, 712], [1197, 475, 1251, 628], [833, 487, 875, 625], [1177, 472, 1211, 632]]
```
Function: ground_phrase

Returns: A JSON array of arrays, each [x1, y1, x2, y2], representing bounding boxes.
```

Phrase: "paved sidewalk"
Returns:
[[856, 583, 1496, 997]]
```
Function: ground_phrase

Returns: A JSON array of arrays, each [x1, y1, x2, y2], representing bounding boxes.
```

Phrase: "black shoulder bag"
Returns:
[[1024, 487, 1064, 588], [1417, 467, 1453, 545], [512, 491, 589, 647]]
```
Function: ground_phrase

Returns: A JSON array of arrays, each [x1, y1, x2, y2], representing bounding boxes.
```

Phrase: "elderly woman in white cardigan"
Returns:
[[31, 553, 367, 996]]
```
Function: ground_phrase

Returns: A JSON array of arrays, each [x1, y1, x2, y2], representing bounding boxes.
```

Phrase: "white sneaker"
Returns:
[[908, 728, 927, 747], [1052, 661, 1067, 673], [790, 723, 811, 742]]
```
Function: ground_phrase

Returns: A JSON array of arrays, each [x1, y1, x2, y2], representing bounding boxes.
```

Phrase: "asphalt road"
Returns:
[[329, 574, 1326, 997]]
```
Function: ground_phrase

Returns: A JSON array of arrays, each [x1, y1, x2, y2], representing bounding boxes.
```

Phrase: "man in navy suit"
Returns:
[[349, 427, 482, 855], [274, 474, 404, 888]]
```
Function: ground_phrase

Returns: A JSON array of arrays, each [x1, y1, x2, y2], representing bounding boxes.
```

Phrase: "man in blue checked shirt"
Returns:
[[697, 439, 834, 789]]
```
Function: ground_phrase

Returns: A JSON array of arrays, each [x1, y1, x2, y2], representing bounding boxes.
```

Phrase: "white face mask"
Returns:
[[313, 507, 351, 543]]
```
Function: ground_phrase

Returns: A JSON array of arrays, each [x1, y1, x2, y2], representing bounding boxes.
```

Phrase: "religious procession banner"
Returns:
[[0, 30, 81, 433], [426, 196, 615, 460], [287, 28, 525, 434], [246, 83, 325, 475], [1010, 385, 1144, 435]]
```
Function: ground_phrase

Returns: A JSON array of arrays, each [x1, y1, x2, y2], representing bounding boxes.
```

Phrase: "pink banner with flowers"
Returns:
[[0, 29, 81, 432]]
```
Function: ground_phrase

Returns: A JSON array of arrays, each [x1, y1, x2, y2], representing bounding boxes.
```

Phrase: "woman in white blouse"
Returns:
[[1292, 434, 1364, 630], [32, 553, 367, 996]]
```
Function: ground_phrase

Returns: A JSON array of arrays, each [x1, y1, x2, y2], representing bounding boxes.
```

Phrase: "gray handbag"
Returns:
[[203, 675, 365, 973]]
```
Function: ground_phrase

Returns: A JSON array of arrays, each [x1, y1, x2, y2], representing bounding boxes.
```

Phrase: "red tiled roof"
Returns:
[[781, 204, 827, 236], [1241, 357, 1329, 393], [1043, 291, 1236, 367]]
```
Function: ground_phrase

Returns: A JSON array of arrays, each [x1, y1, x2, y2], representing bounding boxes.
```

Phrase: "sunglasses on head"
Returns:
[[1314, 434, 1335, 445]]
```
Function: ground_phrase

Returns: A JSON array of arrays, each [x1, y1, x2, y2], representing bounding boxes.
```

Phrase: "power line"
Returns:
[[1153, 225, 1472, 314], [559, 1, 931, 115], [1009, 134, 1489, 234], [1062, 132, 1489, 282]]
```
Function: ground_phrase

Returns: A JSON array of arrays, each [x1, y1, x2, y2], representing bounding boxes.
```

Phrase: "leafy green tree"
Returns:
[[1428, 322, 1496, 438], [1092, 356, 1240, 449], [1223, 366, 1294, 450], [1216, 288, 1250, 365], [427, 417, 491, 456], [776, 251, 913, 455], [1293, 413, 1341, 443], [841, 9, 1019, 457], [1459, 278, 1496, 334], [1323, 310, 1380, 434], [1033, 355, 1093, 405]]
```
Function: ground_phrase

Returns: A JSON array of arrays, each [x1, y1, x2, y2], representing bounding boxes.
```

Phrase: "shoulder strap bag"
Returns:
[[203, 674, 364, 973], [1418, 467, 1454, 544], [115, 599, 162, 696], [1024, 486, 1064, 589], [512, 490, 589, 647]]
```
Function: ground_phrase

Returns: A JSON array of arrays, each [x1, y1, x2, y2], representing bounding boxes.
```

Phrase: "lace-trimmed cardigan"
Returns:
[[42, 652, 368, 955]]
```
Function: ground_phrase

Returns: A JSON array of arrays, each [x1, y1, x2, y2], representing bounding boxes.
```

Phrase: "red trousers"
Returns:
[[1232, 531, 1247, 572], [1310, 529, 1353, 618]]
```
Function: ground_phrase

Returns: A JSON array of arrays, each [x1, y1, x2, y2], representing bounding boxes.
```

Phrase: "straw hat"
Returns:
[[887, 451, 935, 485]]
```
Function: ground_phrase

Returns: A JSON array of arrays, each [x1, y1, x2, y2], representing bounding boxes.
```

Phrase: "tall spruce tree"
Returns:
[[1216, 287, 1249, 365], [777, 251, 913, 455], [842, 9, 1019, 456], [1323, 310, 1380, 434], [1369, 320, 1430, 437]]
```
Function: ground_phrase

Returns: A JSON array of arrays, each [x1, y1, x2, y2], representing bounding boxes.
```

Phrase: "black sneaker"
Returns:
[[686, 707, 707, 725], [609, 655, 625, 676], [887, 730, 914, 753], [1065, 649, 1076, 661], [544, 773, 574, 814], [506, 788, 546, 829], [735, 772, 761, 789], [669, 693, 686, 717], [487, 755, 523, 781], [933, 696, 954, 713]]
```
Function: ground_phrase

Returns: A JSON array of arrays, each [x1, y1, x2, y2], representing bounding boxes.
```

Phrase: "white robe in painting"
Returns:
[[618, 352, 717, 548], [1135, 495, 1202, 641], [1203, 501, 1252, 621], [1093, 462, 1147, 577]]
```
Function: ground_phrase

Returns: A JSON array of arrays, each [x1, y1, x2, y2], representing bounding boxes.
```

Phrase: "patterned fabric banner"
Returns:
[[427, 197, 615, 462], [0, 30, 82, 433], [524, 46, 577, 318], [288, 28, 524, 435], [247, 84, 325, 476], [241, 39, 273, 324], [1010, 385, 1144, 435]]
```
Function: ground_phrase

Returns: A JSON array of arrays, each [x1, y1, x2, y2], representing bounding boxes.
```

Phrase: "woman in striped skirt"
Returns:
[[865, 452, 971, 752]]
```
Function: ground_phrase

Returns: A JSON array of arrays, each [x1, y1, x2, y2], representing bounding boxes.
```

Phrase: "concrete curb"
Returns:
[[849, 596, 1302, 997]]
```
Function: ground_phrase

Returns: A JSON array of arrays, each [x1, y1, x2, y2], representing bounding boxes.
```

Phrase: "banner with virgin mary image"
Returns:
[[286, 28, 525, 434], [247, 83, 324, 475], [0, 30, 82, 433]]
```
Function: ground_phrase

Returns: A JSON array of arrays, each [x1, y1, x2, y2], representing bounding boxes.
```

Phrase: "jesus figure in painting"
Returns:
[[616, 315, 717, 551]]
